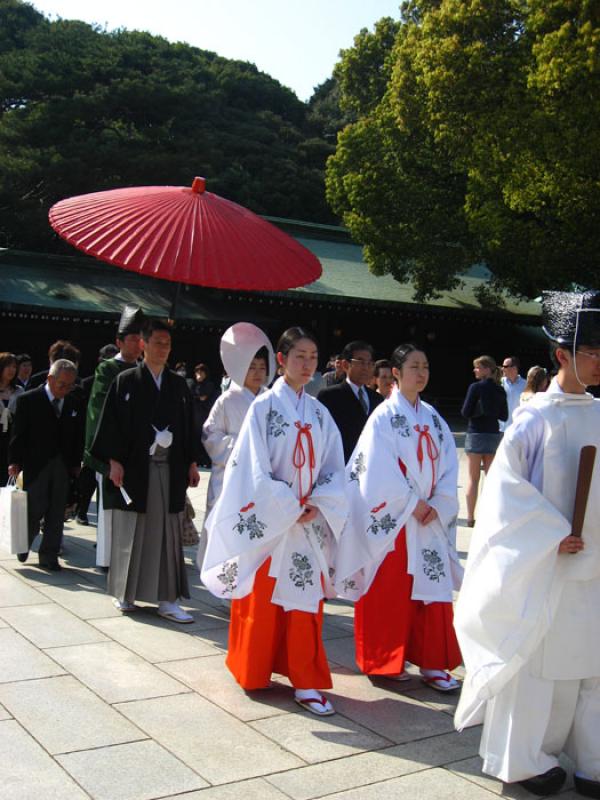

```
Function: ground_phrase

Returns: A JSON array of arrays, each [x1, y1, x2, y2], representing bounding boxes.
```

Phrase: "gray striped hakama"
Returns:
[[108, 446, 190, 603]]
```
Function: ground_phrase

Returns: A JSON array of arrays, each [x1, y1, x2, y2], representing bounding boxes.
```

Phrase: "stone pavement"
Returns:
[[0, 447, 577, 800]]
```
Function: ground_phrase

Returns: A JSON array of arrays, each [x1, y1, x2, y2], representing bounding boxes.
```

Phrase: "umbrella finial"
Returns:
[[191, 176, 206, 194]]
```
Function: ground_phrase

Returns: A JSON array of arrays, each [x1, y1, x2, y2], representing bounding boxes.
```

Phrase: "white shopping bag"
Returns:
[[0, 477, 28, 554]]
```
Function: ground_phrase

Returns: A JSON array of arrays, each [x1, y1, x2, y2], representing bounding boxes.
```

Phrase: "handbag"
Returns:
[[0, 476, 29, 554]]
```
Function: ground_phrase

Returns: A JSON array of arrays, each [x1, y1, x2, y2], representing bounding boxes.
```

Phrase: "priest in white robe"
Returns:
[[455, 291, 600, 798]]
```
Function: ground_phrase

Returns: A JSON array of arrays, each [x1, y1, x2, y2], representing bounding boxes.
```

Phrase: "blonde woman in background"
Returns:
[[461, 355, 508, 527]]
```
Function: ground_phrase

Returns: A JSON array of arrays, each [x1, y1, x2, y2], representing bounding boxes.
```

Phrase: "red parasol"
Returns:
[[48, 177, 322, 292]]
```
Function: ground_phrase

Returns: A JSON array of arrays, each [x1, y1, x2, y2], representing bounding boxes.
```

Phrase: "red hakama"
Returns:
[[226, 558, 332, 690], [355, 529, 461, 675]]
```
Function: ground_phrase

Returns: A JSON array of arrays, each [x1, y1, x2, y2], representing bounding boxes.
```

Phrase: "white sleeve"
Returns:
[[504, 405, 545, 490], [202, 394, 234, 469]]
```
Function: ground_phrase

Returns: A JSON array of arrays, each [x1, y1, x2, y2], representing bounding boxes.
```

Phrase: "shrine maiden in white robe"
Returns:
[[335, 388, 462, 604], [201, 377, 347, 613], [455, 379, 600, 782]]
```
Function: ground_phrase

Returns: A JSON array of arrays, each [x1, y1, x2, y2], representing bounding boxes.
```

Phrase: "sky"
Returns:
[[29, 0, 401, 101]]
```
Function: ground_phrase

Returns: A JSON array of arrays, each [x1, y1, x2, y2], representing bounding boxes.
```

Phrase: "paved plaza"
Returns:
[[0, 442, 577, 800]]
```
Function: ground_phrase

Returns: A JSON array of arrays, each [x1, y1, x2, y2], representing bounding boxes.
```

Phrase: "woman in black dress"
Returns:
[[461, 355, 508, 526]]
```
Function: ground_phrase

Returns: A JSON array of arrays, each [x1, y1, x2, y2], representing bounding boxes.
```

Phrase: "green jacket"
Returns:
[[84, 358, 133, 473]]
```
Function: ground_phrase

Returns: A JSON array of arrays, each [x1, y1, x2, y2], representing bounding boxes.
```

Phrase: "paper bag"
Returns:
[[0, 478, 28, 554]]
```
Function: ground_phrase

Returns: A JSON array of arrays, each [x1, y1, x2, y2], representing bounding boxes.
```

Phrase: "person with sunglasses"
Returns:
[[500, 356, 526, 430]]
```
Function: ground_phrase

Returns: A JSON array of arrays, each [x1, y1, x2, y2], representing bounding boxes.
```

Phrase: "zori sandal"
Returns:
[[294, 692, 335, 716], [420, 671, 460, 692]]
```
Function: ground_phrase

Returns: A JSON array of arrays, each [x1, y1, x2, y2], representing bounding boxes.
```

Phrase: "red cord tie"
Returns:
[[293, 421, 315, 506], [414, 424, 440, 497]]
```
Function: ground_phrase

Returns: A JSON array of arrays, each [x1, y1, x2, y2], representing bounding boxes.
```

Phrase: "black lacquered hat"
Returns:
[[117, 305, 145, 336], [542, 290, 600, 347]]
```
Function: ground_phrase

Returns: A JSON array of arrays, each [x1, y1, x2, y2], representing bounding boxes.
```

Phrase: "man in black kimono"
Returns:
[[91, 319, 200, 622]]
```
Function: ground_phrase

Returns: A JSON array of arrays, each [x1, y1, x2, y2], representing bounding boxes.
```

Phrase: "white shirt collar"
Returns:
[[346, 378, 369, 410], [44, 383, 63, 411], [346, 378, 366, 397]]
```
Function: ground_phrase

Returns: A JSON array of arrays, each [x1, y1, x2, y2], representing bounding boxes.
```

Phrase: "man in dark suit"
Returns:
[[8, 359, 84, 570], [318, 340, 383, 462]]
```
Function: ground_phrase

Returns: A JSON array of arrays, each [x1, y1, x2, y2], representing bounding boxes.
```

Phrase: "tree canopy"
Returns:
[[0, 0, 341, 251], [327, 1, 600, 303]]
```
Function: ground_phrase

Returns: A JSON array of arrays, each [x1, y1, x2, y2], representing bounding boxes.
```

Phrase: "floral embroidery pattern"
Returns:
[[289, 553, 314, 589], [233, 502, 267, 540], [310, 522, 326, 549], [216, 561, 238, 593], [269, 470, 293, 487], [391, 414, 411, 437], [431, 414, 444, 442], [314, 472, 333, 489], [367, 502, 397, 535], [266, 409, 289, 437], [342, 577, 358, 592], [230, 457, 238, 468], [315, 407, 324, 430], [422, 548, 446, 582], [349, 452, 366, 482]]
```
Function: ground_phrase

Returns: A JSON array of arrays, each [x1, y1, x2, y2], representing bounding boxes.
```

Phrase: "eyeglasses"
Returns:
[[502, 364, 516, 369], [576, 350, 600, 361], [350, 358, 374, 367]]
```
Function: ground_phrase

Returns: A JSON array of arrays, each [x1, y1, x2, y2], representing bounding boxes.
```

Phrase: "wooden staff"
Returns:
[[571, 445, 597, 538]]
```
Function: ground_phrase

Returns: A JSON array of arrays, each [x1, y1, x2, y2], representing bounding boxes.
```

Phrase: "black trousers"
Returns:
[[77, 465, 97, 516], [26, 456, 69, 559]]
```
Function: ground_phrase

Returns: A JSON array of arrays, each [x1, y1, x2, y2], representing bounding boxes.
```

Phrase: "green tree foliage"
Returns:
[[0, 0, 337, 251], [327, 0, 600, 301]]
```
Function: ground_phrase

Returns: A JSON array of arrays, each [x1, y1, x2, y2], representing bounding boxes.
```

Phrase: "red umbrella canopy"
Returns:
[[48, 177, 322, 291]]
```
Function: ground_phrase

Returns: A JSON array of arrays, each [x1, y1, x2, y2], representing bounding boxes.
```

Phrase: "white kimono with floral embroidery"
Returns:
[[335, 388, 462, 603], [201, 377, 347, 613]]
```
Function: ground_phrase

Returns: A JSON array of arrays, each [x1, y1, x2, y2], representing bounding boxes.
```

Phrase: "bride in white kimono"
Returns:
[[201, 327, 347, 715], [335, 344, 463, 691], [199, 323, 275, 566]]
